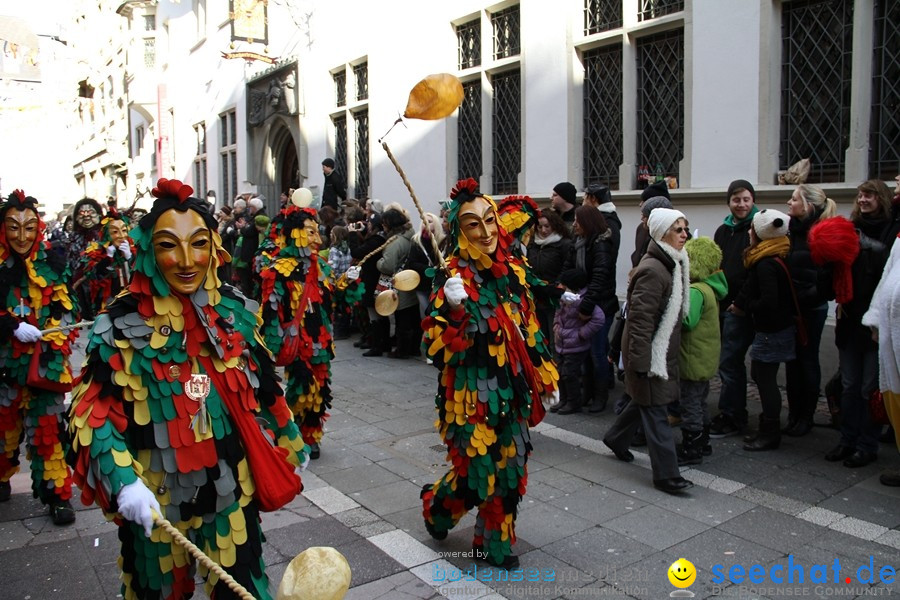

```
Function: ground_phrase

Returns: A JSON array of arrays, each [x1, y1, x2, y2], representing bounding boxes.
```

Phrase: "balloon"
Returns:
[[375, 289, 399, 316], [392, 269, 421, 291], [291, 188, 314, 208], [403, 73, 464, 120], [277, 547, 351, 600]]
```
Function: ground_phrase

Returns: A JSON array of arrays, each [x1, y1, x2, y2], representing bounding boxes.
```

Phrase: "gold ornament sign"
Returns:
[[230, 0, 268, 45]]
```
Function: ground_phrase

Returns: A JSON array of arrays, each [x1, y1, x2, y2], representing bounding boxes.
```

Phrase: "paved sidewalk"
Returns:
[[1, 336, 898, 600]]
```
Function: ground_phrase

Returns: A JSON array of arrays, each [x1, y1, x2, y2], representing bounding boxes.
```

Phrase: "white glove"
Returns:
[[106, 244, 117, 257], [118, 241, 132, 260], [14, 322, 42, 343], [443, 276, 468, 307], [346, 266, 360, 281], [561, 291, 580, 304], [541, 389, 560, 409], [117, 479, 161, 537]]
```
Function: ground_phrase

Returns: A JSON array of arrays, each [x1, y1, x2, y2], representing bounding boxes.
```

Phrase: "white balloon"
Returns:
[[291, 188, 314, 208]]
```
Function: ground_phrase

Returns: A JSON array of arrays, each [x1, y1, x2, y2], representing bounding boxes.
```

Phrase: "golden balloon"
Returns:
[[277, 547, 351, 600], [392, 269, 421, 291], [403, 73, 464, 121], [375, 289, 399, 316]]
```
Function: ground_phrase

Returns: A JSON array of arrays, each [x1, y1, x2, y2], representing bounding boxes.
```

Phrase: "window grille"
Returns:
[[491, 5, 520, 60], [869, 0, 899, 180], [354, 110, 369, 198], [333, 115, 348, 191], [491, 70, 521, 195], [636, 29, 684, 182], [334, 71, 346, 107], [458, 80, 482, 182], [637, 0, 684, 22], [354, 63, 368, 101], [143, 38, 155, 68], [193, 122, 207, 195], [144, 15, 155, 31], [585, 0, 622, 34], [780, 0, 852, 183], [457, 19, 481, 70], [220, 110, 237, 201], [583, 44, 623, 189]]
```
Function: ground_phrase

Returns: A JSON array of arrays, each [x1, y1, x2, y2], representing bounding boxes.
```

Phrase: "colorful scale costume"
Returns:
[[0, 190, 78, 521], [69, 180, 308, 600], [78, 211, 136, 315], [257, 206, 334, 453], [421, 179, 558, 567]]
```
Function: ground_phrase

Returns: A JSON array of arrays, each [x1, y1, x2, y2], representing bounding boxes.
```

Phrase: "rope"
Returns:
[[153, 515, 256, 600], [336, 235, 398, 290], [380, 141, 448, 273]]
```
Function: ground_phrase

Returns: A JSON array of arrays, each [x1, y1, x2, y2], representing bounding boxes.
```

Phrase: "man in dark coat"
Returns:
[[321, 158, 346, 212]]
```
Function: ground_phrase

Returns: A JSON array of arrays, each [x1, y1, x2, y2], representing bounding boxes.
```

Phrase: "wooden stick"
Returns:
[[154, 515, 255, 600], [380, 141, 448, 273], [40, 320, 94, 335]]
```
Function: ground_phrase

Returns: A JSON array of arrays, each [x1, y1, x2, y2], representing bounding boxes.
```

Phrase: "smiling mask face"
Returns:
[[152, 209, 211, 295], [458, 196, 498, 256], [4, 207, 39, 257]]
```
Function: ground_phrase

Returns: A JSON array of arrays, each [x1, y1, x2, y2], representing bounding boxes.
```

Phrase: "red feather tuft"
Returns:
[[151, 178, 194, 203], [808, 217, 859, 304], [13, 189, 26, 202], [450, 178, 479, 200]]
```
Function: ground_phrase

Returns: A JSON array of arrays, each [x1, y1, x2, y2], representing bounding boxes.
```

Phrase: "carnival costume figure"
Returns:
[[69, 197, 104, 319], [256, 205, 334, 461], [69, 179, 309, 600], [420, 178, 559, 569], [78, 210, 136, 315], [0, 190, 78, 524]]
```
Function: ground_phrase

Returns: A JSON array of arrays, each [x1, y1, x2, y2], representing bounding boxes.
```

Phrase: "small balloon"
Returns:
[[392, 269, 421, 291], [291, 188, 313, 208], [375, 289, 399, 316], [403, 73, 464, 121], [277, 547, 351, 600]]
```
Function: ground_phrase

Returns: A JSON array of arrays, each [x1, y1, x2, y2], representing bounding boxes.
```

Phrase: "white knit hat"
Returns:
[[752, 209, 789, 240], [648, 208, 686, 242]]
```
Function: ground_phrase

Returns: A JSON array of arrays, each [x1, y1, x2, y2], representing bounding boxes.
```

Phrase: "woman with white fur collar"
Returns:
[[603, 208, 693, 494]]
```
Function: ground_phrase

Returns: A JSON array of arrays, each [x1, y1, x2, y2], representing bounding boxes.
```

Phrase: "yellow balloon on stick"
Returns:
[[403, 73, 465, 120]]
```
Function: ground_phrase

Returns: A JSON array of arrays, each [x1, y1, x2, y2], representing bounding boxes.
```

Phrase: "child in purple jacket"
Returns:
[[553, 268, 606, 414]]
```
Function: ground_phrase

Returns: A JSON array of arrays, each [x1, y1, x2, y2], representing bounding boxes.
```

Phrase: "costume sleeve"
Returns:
[[682, 286, 705, 330], [68, 314, 141, 511]]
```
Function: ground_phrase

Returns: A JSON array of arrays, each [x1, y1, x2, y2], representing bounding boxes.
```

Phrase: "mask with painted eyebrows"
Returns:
[[151, 208, 212, 295]]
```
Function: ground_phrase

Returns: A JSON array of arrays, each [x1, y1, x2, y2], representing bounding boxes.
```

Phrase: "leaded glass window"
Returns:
[[333, 115, 348, 192], [636, 29, 684, 181], [354, 63, 368, 101], [354, 110, 369, 198], [491, 70, 520, 195], [869, 0, 899, 180], [491, 5, 520, 60], [457, 19, 481, 70], [334, 71, 346, 107], [584, 44, 623, 189], [637, 0, 684, 23], [585, 0, 622, 34], [458, 80, 482, 182], [780, 0, 852, 183]]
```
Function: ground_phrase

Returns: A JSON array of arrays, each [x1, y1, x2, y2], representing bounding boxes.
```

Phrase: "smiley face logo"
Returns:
[[668, 558, 696, 588]]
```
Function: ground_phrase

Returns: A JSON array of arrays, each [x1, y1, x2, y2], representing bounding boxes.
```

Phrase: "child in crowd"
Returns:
[[553, 268, 606, 414], [677, 237, 727, 464]]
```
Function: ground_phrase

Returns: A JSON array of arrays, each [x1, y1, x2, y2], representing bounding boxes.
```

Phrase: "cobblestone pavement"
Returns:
[[1, 336, 898, 599]]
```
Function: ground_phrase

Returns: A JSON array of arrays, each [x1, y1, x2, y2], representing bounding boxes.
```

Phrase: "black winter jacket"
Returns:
[[714, 216, 754, 310], [742, 255, 794, 334], [564, 231, 618, 318], [350, 232, 386, 307], [787, 216, 829, 309]]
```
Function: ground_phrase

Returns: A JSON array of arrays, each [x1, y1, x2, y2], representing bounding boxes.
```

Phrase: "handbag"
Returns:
[[607, 303, 627, 355], [27, 344, 73, 393], [774, 258, 808, 347], [869, 389, 890, 426]]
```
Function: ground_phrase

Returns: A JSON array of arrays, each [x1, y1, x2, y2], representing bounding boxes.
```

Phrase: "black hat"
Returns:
[[559, 268, 588, 291], [641, 180, 670, 203], [584, 183, 611, 204], [553, 182, 577, 205], [322, 158, 336, 168], [726, 179, 756, 203]]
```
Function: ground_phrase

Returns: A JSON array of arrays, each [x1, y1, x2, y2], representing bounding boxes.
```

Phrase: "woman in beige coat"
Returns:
[[603, 208, 694, 494]]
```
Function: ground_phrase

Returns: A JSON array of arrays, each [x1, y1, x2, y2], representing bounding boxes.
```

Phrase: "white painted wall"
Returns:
[[689, 0, 762, 188]]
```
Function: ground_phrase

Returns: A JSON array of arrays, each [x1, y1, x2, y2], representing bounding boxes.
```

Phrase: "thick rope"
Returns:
[[154, 515, 256, 600], [380, 141, 448, 273]]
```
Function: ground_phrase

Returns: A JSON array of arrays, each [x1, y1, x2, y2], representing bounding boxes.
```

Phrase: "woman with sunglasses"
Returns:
[[603, 208, 693, 494]]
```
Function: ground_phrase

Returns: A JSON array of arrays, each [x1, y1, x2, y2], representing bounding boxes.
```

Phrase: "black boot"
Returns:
[[588, 385, 608, 413], [743, 416, 781, 451], [700, 424, 713, 457], [677, 429, 704, 466]]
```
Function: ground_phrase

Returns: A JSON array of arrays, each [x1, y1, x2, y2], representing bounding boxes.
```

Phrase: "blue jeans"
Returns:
[[838, 342, 881, 454], [785, 303, 828, 422], [716, 312, 755, 426], [583, 313, 614, 401]]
